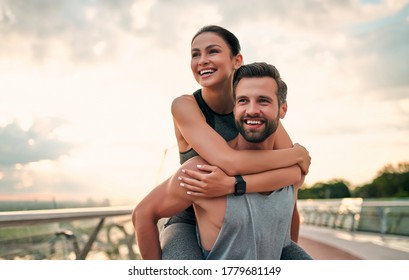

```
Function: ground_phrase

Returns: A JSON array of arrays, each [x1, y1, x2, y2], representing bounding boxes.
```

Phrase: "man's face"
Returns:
[[234, 77, 286, 143]]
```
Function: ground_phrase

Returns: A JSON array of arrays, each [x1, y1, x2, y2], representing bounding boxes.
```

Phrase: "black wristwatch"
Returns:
[[234, 175, 246, 196]]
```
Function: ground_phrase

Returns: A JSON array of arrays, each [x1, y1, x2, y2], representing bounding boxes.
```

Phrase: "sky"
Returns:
[[0, 0, 408, 205]]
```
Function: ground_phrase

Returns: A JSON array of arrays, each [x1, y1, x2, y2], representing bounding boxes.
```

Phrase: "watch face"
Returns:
[[234, 176, 246, 196], [236, 182, 246, 195]]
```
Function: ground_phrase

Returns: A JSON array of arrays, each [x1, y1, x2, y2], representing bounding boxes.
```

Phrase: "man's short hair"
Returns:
[[233, 62, 287, 106]]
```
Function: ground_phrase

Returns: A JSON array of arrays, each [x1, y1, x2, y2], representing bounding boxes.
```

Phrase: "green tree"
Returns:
[[352, 183, 381, 198], [299, 162, 409, 199], [298, 179, 351, 199], [352, 162, 409, 198]]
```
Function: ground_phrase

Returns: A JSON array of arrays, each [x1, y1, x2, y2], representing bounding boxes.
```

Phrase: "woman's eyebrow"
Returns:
[[191, 44, 222, 52]]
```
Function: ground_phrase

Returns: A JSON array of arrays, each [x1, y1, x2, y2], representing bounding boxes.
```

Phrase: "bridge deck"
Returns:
[[298, 225, 409, 260]]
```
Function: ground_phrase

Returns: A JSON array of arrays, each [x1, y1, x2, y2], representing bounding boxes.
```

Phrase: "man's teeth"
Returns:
[[246, 120, 262, 125], [200, 69, 215, 75]]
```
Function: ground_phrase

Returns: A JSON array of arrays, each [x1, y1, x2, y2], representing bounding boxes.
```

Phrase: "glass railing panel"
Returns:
[[0, 216, 139, 260]]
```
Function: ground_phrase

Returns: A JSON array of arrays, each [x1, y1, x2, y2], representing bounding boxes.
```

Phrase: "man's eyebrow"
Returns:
[[235, 95, 248, 99], [191, 44, 222, 52], [259, 95, 273, 100]]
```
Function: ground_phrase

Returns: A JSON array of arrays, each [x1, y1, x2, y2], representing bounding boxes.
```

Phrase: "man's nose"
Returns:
[[246, 102, 260, 115]]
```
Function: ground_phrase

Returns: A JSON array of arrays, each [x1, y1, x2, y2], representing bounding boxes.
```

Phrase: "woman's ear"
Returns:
[[233, 54, 243, 70]]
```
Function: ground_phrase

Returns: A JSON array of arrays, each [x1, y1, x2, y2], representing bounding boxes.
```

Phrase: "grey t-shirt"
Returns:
[[200, 186, 294, 260]]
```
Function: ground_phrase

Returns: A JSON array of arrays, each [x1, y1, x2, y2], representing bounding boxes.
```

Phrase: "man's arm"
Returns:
[[291, 203, 300, 242], [291, 174, 305, 242]]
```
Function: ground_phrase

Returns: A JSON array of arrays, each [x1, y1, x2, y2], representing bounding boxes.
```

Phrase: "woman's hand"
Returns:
[[178, 164, 235, 198]]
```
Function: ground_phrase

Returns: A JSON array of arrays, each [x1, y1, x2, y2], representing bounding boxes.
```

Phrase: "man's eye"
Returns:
[[259, 99, 270, 103], [191, 53, 199, 58]]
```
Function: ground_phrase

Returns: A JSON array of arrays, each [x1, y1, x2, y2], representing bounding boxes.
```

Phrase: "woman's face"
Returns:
[[191, 32, 241, 88]]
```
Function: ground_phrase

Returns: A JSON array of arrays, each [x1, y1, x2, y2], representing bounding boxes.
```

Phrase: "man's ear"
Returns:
[[233, 53, 243, 70], [280, 102, 288, 119]]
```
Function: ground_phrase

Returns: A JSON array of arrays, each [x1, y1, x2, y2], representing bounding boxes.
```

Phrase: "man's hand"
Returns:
[[178, 164, 235, 197], [293, 143, 311, 175]]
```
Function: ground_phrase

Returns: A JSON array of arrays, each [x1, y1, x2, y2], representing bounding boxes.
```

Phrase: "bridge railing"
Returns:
[[297, 198, 409, 236], [1, 199, 408, 260], [0, 206, 138, 260]]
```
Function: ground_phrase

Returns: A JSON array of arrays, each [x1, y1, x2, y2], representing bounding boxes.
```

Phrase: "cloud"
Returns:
[[0, 0, 139, 62], [229, 2, 409, 113], [0, 118, 72, 166], [0, 117, 78, 195], [0, 162, 99, 197], [345, 4, 409, 92], [2, 0, 407, 67]]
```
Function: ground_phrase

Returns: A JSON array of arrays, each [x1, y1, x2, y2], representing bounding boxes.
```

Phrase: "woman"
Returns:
[[135, 25, 311, 259]]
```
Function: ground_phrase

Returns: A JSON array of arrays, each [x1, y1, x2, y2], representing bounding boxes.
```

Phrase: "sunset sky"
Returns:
[[0, 0, 408, 204]]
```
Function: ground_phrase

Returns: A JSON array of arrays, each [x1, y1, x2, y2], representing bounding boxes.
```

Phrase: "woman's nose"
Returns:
[[198, 54, 209, 65]]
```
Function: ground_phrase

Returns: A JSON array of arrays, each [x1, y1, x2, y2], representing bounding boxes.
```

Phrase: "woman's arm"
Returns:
[[172, 96, 310, 176], [179, 163, 301, 196]]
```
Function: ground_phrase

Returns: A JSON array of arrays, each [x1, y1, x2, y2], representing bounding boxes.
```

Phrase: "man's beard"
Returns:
[[235, 116, 279, 143]]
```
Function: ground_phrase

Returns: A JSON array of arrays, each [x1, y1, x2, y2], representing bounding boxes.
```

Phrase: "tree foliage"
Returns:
[[352, 162, 409, 198], [299, 162, 409, 199], [298, 179, 351, 199]]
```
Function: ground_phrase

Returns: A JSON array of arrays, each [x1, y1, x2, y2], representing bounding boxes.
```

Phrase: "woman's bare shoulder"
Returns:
[[171, 94, 198, 115], [172, 94, 195, 105]]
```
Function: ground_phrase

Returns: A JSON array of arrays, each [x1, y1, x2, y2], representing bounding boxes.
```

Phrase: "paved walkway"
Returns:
[[298, 225, 409, 260], [299, 236, 361, 260]]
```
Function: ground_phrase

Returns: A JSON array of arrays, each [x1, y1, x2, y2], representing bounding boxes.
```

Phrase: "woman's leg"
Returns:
[[280, 241, 313, 260], [160, 210, 204, 260]]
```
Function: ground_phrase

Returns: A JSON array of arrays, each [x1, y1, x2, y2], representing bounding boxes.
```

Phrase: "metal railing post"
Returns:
[[77, 218, 105, 260]]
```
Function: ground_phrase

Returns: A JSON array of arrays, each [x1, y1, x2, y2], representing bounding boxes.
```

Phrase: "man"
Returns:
[[133, 62, 305, 259]]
